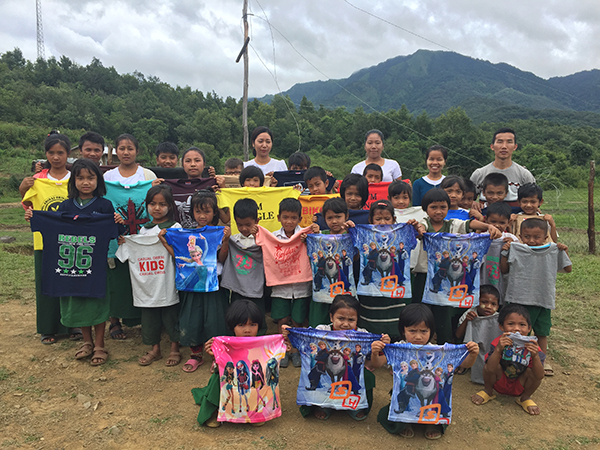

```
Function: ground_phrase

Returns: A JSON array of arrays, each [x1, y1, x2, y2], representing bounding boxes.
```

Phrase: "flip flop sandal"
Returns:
[[69, 328, 83, 341], [109, 322, 127, 340], [75, 342, 94, 360], [473, 390, 496, 405], [400, 424, 415, 439], [544, 363, 554, 377], [40, 334, 56, 345], [314, 407, 331, 420], [90, 347, 108, 366], [515, 398, 539, 415], [138, 352, 162, 366], [165, 352, 182, 367], [346, 409, 369, 421], [425, 424, 443, 440], [182, 355, 203, 373], [455, 367, 469, 375]]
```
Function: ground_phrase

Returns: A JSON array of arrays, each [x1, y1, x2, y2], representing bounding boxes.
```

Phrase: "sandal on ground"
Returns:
[[165, 352, 181, 367], [40, 334, 56, 345], [399, 424, 414, 439], [206, 411, 221, 428], [69, 328, 83, 341], [75, 342, 94, 360], [472, 390, 496, 405], [109, 321, 127, 340], [515, 398, 540, 415], [544, 362, 554, 377], [90, 347, 108, 366], [455, 366, 469, 375], [182, 354, 203, 373], [346, 409, 368, 421], [138, 351, 162, 366], [251, 421, 266, 427], [313, 407, 331, 420], [425, 424, 442, 440]]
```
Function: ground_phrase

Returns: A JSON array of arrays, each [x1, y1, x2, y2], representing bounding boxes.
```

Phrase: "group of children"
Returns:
[[21, 128, 572, 440]]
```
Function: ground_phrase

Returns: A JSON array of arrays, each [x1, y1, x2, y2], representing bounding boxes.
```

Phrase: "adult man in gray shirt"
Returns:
[[471, 128, 535, 206]]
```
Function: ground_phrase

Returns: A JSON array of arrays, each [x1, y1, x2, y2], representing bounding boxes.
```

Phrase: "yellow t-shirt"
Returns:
[[217, 186, 301, 234], [298, 194, 340, 228], [22, 178, 69, 250]]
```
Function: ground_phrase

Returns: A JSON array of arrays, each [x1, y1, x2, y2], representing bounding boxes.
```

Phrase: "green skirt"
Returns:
[[192, 369, 220, 425], [34, 251, 68, 336], [308, 301, 330, 328], [60, 294, 110, 328], [179, 288, 229, 347], [107, 259, 141, 325]]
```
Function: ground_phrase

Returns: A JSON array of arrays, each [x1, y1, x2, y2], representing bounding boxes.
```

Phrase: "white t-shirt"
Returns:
[[104, 166, 157, 184], [351, 159, 402, 182], [244, 158, 287, 175], [139, 222, 182, 236], [115, 234, 179, 308], [470, 161, 535, 202]]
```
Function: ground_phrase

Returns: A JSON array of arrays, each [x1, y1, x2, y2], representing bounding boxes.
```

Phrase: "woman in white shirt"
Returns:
[[351, 129, 402, 182], [243, 126, 287, 175]]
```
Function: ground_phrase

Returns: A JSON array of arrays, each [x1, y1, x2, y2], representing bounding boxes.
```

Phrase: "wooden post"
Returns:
[[240, 0, 250, 161], [588, 160, 596, 254], [107, 143, 113, 165]]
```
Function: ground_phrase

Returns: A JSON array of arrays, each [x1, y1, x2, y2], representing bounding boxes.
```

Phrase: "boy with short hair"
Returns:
[[79, 131, 105, 165], [481, 173, 508, 205], [455, 284, 500, 341], [239, 166, 264, 187], [155, 142, 179, 168], [513, 183, 558, 243], [289, 152, 311, 170], [224, 158, 243, 176], [272, 198, 312, 367], [363, 163, 383, 184], [500, 218, 572, 377], [304, 166, 328, 195], [471, 304, 545, 415]]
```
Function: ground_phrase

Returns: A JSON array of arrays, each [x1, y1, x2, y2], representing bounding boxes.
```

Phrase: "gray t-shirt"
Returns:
[[503, 242, 572, 309], [463, 314, 502, 384], [470, 161, 535, 202]]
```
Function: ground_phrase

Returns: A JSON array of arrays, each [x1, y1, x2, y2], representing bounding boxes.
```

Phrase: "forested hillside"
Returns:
[[0, 48, 598, 196]]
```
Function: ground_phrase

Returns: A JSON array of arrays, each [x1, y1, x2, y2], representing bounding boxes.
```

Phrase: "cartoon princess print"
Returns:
[[265, 358, 280, 409], [251, 359, 267, 412], [221, 361, 237, 414], [236, 360, 251, 413]]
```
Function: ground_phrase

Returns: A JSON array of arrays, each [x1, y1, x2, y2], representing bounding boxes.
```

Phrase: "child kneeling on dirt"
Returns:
[[471, 304, 545, 415]]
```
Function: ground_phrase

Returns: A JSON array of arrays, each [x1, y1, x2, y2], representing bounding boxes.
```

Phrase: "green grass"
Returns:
[[0, 366, 12, 381]]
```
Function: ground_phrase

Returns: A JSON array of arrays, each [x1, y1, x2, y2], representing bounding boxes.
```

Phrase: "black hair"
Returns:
[[482, 172, 509, 193], [190, 190, 219, 225], [520, 217, 547, 232], [78, 131, 104, 150], [388, 180, 413, 200], [239, 166, 264, 186], [486, 201, 512, 220], [289, 152, 311, 169], [363, 163, 383, 179], [115, 133, 139, 151], [278, 197, 302, 216], [463, 179, 477, 197], [440, 175, 466, 192], [250, 126, 273, 158], [518, 182, 543, 201], [421, 188, 451, 211], [480, 284, 500, 303], [425, 144, 448, 161], [144, 184, 176, 222], [322, 197, 348, 218], [225, 299, 264, 333], [492, 127, 517, 145], [155, 141, 179, 157], [369, 199, 395, 223], [340, 174, 369, 209], [68, 159, 105, 199], [397, 303, 436, 341], [181, 146, 206, 164], [365, 129, 384, 144], [225, 158, 244, 170], [233, 198, 259, 221], [44, 132, 71, 154], [498, 303, 531, 327], [329, 294, 360, 317], [304, 166, 327, 183]]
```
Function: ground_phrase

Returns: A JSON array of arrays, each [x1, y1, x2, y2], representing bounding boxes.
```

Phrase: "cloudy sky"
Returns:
[[1, 0, 597, 100]]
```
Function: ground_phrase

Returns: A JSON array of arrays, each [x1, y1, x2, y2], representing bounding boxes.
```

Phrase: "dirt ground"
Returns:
[[1, 299, 600, 450]]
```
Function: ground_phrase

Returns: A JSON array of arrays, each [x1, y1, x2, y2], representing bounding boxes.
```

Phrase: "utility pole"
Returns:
[[236, 0, 251, 161], [36, 0, 45, 60]]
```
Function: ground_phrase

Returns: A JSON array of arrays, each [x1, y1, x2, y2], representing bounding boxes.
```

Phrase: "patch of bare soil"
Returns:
[[1, 301, 599, 450]]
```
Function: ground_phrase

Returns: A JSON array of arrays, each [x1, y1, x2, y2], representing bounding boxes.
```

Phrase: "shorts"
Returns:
[[271, 296, 310, 324], [493, 373, 525, 397], [522, 305, 552, 336]]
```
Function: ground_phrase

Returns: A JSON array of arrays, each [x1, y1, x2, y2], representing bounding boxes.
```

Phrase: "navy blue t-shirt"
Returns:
[[274, 170, 336, 191], [30, 204, 119, 298]]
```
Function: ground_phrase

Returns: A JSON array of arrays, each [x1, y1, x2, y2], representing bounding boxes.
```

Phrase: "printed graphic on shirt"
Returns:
[[349, 224, 417, 299], [42, 196, 65, 212], [299, 194, 339, 228], [221, 239, 264, 299], [212, 335, 286, 423], [165, 227, 224, 292], [384, 343, 468, 425], [487, 333, 542, 380], [55, 233, 96, 277], [363, 182, 391, 210], [115, 198, 149, 235], [306, 234, 356, 303], [422, 232, 492, 308], [288, 328, 380, 411]]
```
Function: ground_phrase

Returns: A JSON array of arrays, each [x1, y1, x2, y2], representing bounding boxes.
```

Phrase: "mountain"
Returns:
[[260, 50, 600, 123]]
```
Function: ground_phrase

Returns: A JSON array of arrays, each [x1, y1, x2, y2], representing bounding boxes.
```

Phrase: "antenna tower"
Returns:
[[36, 0, 45, 60]]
